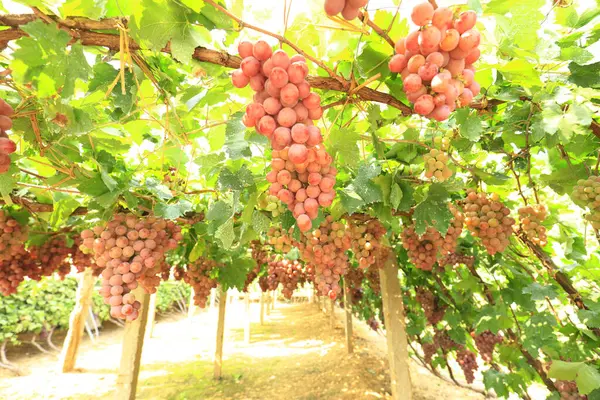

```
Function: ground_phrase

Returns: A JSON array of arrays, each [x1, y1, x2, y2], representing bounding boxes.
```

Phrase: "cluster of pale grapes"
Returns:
[[323, 0, 367, 20], [389, 3, 481, 120], [415, 287, 447, 325], [80, 214, 182, 320], [267, 227, 294, 253], [296, 215, 352, 299], [518, 204, 548, 247], [232, 40, 337, 232], [463, 189, 515, 255], [181, 258, 220, 308], [472, 330, 503, 363], [433, 134, 451, 151], [0, 98, 16, 173], [424, 149, 452, 182], [267, 257, 304, 299], [401, 204, 463, 271], [348, 219, 388, 269], [456, 349, 478, 384], [572, 177, 600, 230], [258, 194, 286, 217]]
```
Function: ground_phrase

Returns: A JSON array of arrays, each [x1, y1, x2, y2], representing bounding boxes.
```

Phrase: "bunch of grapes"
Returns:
[[0, 98, 16, 173], [267, 227, 295, 253], [173, 266, 185, 281], [388, 3, 481, 120], [518, 204, 548, 246], [439, 252, 475, 268], [258, 275, 270, 292], [30, 237, 72, 279], [472, 330, 503, 363], [72, 236, 102, 276], [267, 257, 304, 299], [345, 267, 365, 290], [365, 265, 381, 294], [463, 189, 515, 255], [182, 257, 220, 308], [258, 193, 287, 217], [296, 215, 352, 299], [572, 177, 600, 230], [433, 329, 458, 351], [348, 219, 388, 269], [456, 348, 478, 384], [303, 263, 316, 284], [80, 214, 182, 320], [0, 252, 37, 296], [323, 0, 367, 20], [244, 240, 267, 291], [0, 210, 28, 262], [415, 287, 447, 325], [367, 317, 380, 332], [433, 134, 451, 151], [555, 381, 586, 400], [232, 40, 337, 232], [422, 342, 437, 364], [424, 149, 452, 182]]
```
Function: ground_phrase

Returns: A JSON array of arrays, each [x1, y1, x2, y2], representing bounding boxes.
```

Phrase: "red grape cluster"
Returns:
[[434, 329, 458, 351], [244, 240, 267, 291], [365, 265, 381, 294], [555, 381, 586, 400], [0, 98, 16, 173], [323, 0, 367, 20], [80, 214, 182, 320], [572, 177, 600, 229], [267, 257, 304, 299], [345, 267, 365, 290], [181, 258, 220, 308], [518, 204, 548, 247], [401, 204, 464, 271], [472, 330, 503, 363], [0, 210, 28, 262], [439, 252, 475, 268], [415, 287, 447, 325], [72, 236, 102, 276], [422, 342, 437, 364], [0, 252, 37, 296], [389, 3, 481, 120], [297, 215, 352, 299], [258, 275, 270, 292], [30, 237, 72, 279], [348, 219, 389, 269], [463, 190, 515, 255], [456, 348, 478, 384], [302, 263, 316, 285], [232, 40, 337, 232]]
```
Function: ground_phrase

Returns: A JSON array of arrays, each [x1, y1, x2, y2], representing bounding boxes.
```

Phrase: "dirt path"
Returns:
[[0, 300, 485, 400]]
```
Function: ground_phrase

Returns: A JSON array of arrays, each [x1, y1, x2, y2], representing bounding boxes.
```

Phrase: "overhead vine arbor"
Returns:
[[0, 0, 599, 399]]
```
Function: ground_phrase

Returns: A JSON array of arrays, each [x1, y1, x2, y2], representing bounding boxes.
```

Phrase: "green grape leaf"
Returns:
[[549, 361, 585, 381], [455, 109, 483, 141], [522, 283, 558, 301], [154, 200, 193, 219], [215, 218, 235, 249], [498, 59, 542, 88], [189, 238, 206, 262], [218, 258, 255, 290], [577, 366, 600, 395], [390, 183, 403, 210], [569, 62, 600, 88], [224, 112, 250, 160], [251, 210, 271, 234], [326, 128, 360, 167], [49, 194, 81, 229]]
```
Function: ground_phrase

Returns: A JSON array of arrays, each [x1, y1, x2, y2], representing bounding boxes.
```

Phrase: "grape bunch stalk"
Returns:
[[463, 189, 515, 255], [80, 214, 183, 320], [323, 0, 368, 20], [518, 204, 548, 247], [0, 98, 16, 173], [389, 3, 481, 121], [572, 177, 600, 230], [232, 40, 337, 232]]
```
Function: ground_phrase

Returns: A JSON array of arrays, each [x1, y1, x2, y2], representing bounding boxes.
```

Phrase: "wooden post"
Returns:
[[115, 287, 151, 400], [209, 288, 216, 309], [188, 288, 197, 318], [343, 282, 354, 354], [271, 290, 276, 310], [266, 293, 271, 316], [58, 268, 95, 373], [145, 292, 157, 339], [214, 286, 227, 379], [259, 292, 265, 325], [379, 254, 413, 400], [244, 292, 250, 344], [330, 298, 335, 328]]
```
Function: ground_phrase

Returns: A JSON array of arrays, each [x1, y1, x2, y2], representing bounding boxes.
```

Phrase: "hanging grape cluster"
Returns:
[[572, 176, 600, 229], [30, 237, 72, 279], [433, 329, 458, 352], [72, 236, 102, 276], [348, 219, 388, 269], [439, 252, 475, 268], [472, 330, 503, 363], [518, 204, 548, 247], [415, 287, 447, 325], [463, 189, 515, 255], [555, 381, 586, 400], [232, 40, 337, 232], [296, 215, 351, 299], [0, 210, 27, 262], [258, 275, 270, 292], [80, 214, 183, 320], [401, 204, 464, 271], [424, 148, 452, 182], [422, 342, 437, 364], [389, 3, 481, 120], [323, 0, 367, 20], [266, 257, 304, 299], [244, 240, 268, 292], [181, 257, 220, 308], [0, 98, 16, 173], [267, 227, 294, 253], [258, 193, 287, 218], [365, 265, 381, 294], [456, 348, 478, 384]]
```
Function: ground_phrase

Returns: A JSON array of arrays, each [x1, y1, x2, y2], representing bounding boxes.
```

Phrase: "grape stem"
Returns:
[[357, 11, 395, 48]]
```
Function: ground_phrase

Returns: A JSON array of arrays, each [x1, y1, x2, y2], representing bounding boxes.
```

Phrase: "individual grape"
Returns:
[[232, 70, 250, 88], [432, 7, 453, 29], [0, 138, 16, 154], [238, 41, 254, 58], [253, 40, 272, 61], [430, 105, 451, 121], [419, 26, 442, 49], [408, 54, 426, 73], [518, 205, 548, 246], [403, 74, 423, 93], [414, 95, 435, 116], [240, 57, 261, 77], [418, 63, 439, 81], [324, 0, 345, 16], [440, 29, 460, 51], [411, 2, 434, 26], [389, 54, 407, 73], [454, 10, 477, 34], [459, 29, 481, 52]]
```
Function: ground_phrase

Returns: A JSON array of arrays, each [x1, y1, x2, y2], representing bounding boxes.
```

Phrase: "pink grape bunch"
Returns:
[[266, 257, 304, 299], [80, 214, 183, 320], [323, 0, 368, 20], [0, 98, 16, 173], [232, 40, 337, 232], [388, 3, 482, 121], [181, 258, 220, 308]]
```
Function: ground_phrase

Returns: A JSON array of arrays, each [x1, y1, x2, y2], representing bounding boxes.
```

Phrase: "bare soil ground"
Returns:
[[0, 300, 485, 400]]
